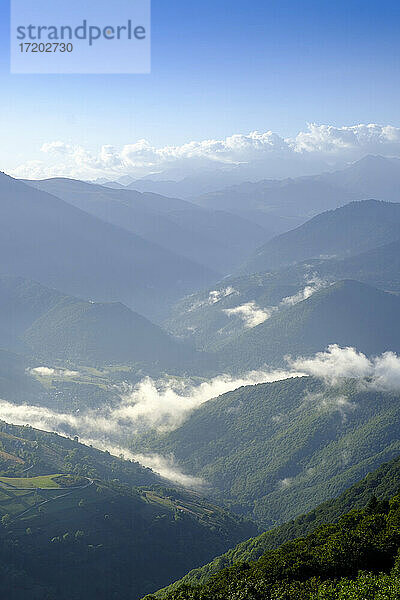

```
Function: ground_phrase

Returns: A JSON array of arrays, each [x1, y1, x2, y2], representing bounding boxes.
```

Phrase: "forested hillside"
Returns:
[[146, 491, 400, 600], [132, 376, 400, 526], [216, 280, 400, 370], [0, 275, 202, 369], [157, 454, 400, 593], [0, 422, 258, 600], [241, 199, 400, 274]]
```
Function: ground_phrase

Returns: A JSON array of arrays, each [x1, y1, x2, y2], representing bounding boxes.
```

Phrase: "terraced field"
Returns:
[[0, 474, 91, 520], [0, 474, 63, 488]]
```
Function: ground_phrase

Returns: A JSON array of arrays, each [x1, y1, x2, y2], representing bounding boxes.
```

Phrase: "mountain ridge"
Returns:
[[24, 177, 269, 274], [0, 172, 217, 319], [240, 199, 400, 274]]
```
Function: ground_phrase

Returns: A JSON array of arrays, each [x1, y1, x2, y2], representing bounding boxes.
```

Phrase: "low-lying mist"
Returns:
[[0, 368, 302, 487], [289, 344, 400, 390], [2, 345, 400, 487], [223, 276, 330, 329]]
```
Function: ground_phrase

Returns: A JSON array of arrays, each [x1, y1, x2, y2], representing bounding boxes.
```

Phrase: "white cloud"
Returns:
[[29, 366, 80, 378], [208, 287, 237, 305], [189, 287, 238, 312], [10, 123, 400, 181], [279, 477, 294, 489], [293, 123, 400, 156], [41, 141, 71, 155], [281, 277, 329, 307], [131, 453, 204, 488], [289, 345, 373, 383], [224, 302, 276, 328], [4, 347, 400, 489], [289, 345, 400, 391], [30, 367, 56, 376], [115, 369, 301, 431], [221, 276, 330, 330], [3, 346, 400, 489], [4, 369, 303, 439], [69, 437, 204, 488], [0, 368, 302, 487], [369, 352, 400, 392]]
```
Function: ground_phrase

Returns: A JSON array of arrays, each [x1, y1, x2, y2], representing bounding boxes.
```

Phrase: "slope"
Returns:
[[216, 280, 400, 370], [132, 375, 400, 527], [0, 349, 50, 406], [0, 173, 216, 319], [147, 490, 400, 600], [303, 238, 400, 293], [166, 238, 400, 354], [0, 275, 198, 369], [25, 177, 268, 274], [23, 298, 197, 367], [165, 271, 325, 351], [157, 453, 400, 593], [241, 199, 400, 274], [0, 421, 258, 600]]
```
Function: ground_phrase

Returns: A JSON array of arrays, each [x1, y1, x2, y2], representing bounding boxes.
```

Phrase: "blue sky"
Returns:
[[0, 0, 399, 177]]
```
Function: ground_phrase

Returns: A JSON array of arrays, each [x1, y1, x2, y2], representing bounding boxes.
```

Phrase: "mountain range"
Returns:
[[192, 155, 400, 233], [1, 153, 400, 599], [241, 199, 400, 274], [24, 177, 269, 275], [0, 173, 217, 319], [167, 278, 400, 369], [166, 199, 400, 353]]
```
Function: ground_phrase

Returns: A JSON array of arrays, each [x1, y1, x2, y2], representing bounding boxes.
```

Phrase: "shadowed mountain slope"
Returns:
[[25, 177, 268, 274], [241, 200, 400, 274], [0, 173, 217, 319]]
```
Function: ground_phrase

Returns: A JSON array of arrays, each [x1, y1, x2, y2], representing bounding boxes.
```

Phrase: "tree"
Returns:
[[1, 514, 11, 528]]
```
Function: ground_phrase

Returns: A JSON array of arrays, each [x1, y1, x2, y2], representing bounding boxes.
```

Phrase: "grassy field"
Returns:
[[0, 475, 62, 489], [0, 474, 92, 520]]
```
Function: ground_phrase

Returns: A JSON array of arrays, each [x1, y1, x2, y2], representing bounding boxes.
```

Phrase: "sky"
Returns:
[[0, 0, 399, 179]]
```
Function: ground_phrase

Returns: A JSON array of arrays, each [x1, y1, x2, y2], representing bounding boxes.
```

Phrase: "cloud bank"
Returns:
[[10, 123, 400, 181], [131, 453, 204, 488], [3, 347, 400, 486], [29, 367, 80, 378], [289, 344, 400, 391], [0, 368, 301, 485]]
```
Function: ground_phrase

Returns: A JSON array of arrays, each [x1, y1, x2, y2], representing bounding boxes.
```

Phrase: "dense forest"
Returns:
[[158, 454, 400, 593], [145, 492, 400, 599], [132, 376, 400, 526]]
